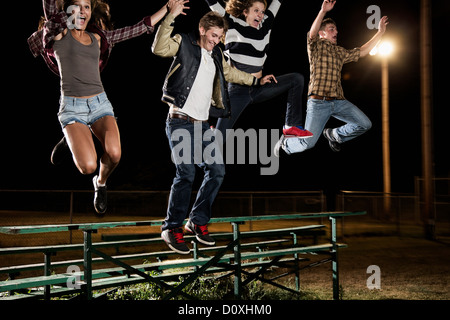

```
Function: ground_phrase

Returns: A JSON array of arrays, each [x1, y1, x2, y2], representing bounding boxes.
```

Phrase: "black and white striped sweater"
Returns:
[[205, 0, 282, 73]]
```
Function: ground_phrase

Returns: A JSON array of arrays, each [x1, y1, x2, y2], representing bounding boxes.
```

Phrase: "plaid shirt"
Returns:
[[28, 0, 154, 75], [307, 32, 360, 100]]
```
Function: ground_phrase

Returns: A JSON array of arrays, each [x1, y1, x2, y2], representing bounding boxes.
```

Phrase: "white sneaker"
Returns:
[[274, 135, 286, 157]]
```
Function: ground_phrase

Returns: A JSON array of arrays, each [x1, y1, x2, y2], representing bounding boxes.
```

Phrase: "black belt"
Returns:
[[168, 113, 208, 123]]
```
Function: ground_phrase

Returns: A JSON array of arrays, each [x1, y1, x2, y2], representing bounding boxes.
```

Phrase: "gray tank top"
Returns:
[[53, 30, 104, 97]]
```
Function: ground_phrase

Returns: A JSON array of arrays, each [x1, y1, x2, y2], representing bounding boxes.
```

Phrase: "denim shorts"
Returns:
[[57, 92, 115, 129]]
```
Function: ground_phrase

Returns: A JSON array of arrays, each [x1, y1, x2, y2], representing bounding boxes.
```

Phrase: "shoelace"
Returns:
[[171, 228, 185, 244], [196, 224, 209, 236]]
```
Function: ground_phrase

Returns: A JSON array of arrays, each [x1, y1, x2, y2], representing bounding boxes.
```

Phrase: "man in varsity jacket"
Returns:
[[152, 1, 275, 254]]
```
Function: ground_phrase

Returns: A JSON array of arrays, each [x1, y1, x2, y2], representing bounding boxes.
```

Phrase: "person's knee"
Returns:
[[78, 160, 97, 175], [176, 165, 196, 184], [208, 164, 225, 183], [361, 118, 372, 132], [106, 146, 121, 165], [292, 73, 305, 87]]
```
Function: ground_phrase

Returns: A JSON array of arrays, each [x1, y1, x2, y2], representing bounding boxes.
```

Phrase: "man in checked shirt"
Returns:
[[275, 0, 388, 156]]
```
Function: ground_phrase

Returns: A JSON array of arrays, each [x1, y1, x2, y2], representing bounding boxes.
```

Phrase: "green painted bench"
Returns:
[[0, 211, 365, 300]]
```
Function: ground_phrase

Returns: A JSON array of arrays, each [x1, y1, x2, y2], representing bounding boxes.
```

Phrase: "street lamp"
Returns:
[[371, 40, 394, 216], [370, 41, 394, 56]]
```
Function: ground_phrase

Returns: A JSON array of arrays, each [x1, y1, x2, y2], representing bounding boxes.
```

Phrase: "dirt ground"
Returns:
[[299, 235, 450, 300], [1, 212, 449, 300]]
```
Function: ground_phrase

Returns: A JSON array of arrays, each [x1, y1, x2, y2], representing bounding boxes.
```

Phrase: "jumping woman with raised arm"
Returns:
[[28, 0, 174, 215], [204, 0, 313, 143]]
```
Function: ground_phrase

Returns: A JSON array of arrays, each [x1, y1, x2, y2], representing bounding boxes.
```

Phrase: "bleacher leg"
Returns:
[[290, 232, 300, 291], [83, 230, 93, 300], [232, 222, 244, 299], [330, 216, 339, 300], [44, 252, 52, 300]]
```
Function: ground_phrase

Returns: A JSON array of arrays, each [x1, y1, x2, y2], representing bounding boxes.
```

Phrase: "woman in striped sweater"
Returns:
[[205, 0, 312, 142]]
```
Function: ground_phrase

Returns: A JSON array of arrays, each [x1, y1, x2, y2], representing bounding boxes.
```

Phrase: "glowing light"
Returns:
[[370, 41, 394, 57], [379, 41, 394, 56]]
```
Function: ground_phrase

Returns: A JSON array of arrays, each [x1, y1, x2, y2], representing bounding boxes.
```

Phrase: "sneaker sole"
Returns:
[[283, 134, 313, 139], [196, 236, 216, 246], [93, 195, 107, 215], [328, 142, 341, 152], [94, 207, 106, 215], [167, 243, 190, 255]]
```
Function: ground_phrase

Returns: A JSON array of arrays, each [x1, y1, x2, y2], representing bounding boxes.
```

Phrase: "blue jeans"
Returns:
[[283, 98, 372, 154], [216, 73, 305, 142], [163, 117, 225, 231]]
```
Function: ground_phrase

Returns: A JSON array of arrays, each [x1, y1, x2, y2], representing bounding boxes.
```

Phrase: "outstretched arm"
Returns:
[[43, 0, 59, 20], [309, 0, 336, 39], [267, 0, 282, 18], [152, 1, 190, 57], [205, 0, 226, 16], [150, 1, 184, 26], [360, 16, 389, 57]]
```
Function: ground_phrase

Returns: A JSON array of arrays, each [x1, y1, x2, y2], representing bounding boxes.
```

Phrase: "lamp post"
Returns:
[[371, 41, 394, 217], [420, 0, 435, 240]]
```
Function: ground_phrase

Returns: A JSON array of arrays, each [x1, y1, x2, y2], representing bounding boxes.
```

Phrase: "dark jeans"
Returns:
[[162, 117, 225, 231], [216, 73, 305, 141]]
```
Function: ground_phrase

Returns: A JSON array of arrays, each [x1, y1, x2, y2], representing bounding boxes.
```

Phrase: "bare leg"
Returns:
[[63, 116, 120, 214], [63, 122, 98, 175], [90, 115, 122, 185]]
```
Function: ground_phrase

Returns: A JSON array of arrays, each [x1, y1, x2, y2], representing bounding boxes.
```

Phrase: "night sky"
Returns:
[[3, 0, 448, 198]]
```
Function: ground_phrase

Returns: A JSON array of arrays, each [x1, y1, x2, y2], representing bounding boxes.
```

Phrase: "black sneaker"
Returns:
[[185, 220, 215, 246], [92, 175, 107, 215], [50, 136, 70, 165], [323, 128, 341, 152], [161, 228, 190, 254]]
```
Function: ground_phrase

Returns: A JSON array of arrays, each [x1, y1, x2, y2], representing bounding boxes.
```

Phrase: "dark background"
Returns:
[[3, 1, 448, 199]]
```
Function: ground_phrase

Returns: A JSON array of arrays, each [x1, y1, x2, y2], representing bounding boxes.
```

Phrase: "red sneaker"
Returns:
[[185, 220, 215, 246], [283, 126, 313, 138], [161, 228, 190, 254]]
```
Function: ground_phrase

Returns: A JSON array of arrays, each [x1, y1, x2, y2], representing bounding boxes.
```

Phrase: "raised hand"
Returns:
[[321, 0, 336, 13], [378, 16, 389, 34], [260, 74, 277, 85], [168, 0, 190, 17]]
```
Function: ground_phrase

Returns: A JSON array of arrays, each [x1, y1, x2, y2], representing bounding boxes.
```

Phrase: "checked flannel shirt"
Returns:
[[307, 32, 361, 100], [28, 0, 155, 76]]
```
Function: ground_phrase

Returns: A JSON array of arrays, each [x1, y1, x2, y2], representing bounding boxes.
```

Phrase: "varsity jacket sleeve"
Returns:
[[151, 13, 182, 58], [221, 51, 258, 86]]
